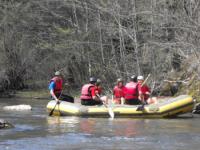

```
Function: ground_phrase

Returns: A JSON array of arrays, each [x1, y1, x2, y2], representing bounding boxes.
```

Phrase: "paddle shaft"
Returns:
[[141, 74, 151, 87], [49, 101, 59, 116], [49, 88, 64, 116]]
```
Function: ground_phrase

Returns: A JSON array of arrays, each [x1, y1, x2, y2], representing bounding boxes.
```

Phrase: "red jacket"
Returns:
[[138, 83, 150, 100], [113, 85, 126, 98], [124, 82, 138, 100], [50, 76, 63, 94], [80, 84, 95, 100]]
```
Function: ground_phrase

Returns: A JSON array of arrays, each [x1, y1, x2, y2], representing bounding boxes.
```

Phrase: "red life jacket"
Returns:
[[138, 83, 150, 100], [80, 84, 95, 100], [124, 82, 138, 100], [50, 76, 63, 94], [113, 85, 125, 98], [95, 86, 102, 95]]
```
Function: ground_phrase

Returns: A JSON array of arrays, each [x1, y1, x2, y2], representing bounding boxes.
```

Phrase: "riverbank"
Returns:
[[13, 88, 81, 100]]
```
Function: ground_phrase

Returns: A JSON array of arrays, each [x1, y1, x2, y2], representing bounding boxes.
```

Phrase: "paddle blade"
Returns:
[[49, 102, 59, 116], [49, 108, 55, 116], [108, 107, 114, 119]]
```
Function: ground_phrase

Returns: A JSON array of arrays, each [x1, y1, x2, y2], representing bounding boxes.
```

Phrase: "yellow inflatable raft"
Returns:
[[46, 95, 194, 118]]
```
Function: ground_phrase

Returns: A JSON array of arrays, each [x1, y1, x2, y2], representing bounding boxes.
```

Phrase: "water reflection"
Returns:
[[113, 119, 141, 137], [46, 116, 143, 137], [46, 116, 80, 133], [80, 118, 96, 134], [1, 98, 200, 150]]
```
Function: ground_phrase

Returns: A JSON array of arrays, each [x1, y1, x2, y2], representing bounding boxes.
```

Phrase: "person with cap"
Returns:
[[49, 71, 74, 103], [113, 78, 126, 104], [137, 75, 156, 104], [124, 75, 141, 105], [95, 79, 102, 96], [94, 79, 108, 104], [80, 77, 104, 106]]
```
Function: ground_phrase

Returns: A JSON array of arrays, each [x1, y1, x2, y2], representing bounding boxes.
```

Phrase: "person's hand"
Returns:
[[145, 92, 150, 95], [55, 99, 60, 104]]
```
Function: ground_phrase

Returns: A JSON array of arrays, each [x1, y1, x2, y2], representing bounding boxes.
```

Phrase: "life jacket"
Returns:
[[113, 85, 125, 98], [138, 83, 150, 101], [80, 84, 95, 100], [95, 86, 102, 95], [124, 82, 138, 100], [50, 76, 63, 94]]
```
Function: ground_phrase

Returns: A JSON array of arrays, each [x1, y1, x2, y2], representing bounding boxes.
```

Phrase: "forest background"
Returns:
[[0, 0, 200, 98]]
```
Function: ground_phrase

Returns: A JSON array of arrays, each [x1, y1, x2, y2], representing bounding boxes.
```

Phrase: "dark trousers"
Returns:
[[125, 99, 141, 105], [81, 99, 103, 106], [55, 93, 74, 103]]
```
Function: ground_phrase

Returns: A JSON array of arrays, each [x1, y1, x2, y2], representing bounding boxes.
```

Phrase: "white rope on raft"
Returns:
[[3, 104, 32, 111]]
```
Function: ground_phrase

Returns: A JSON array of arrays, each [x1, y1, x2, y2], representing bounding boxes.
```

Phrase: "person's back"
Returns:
[[124, 75, 141, 105], [80, 77, 103, 106], [80, 83, 95, 100]]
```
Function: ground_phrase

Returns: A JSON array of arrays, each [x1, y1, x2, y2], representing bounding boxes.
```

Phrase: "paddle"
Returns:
[[49, 101, 60, 116], [136, 74, 151, 111], [107, 96, 115, 119], [97, 94, 114, 119], [49, 88, 63, 116]]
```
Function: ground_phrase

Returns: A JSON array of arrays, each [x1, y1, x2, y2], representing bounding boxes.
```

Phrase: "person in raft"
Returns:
[[137, 75, 157, 104], [80, 77, 107, 106], [124, 75, 141, 105], [49, 71, 74, 103], [113, 78, 126, 104], [95, 79, 108, 104]]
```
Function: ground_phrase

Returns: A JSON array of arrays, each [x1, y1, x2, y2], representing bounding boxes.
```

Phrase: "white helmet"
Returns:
[[55, 71, 61, 76], [137, 75, 144, 80]]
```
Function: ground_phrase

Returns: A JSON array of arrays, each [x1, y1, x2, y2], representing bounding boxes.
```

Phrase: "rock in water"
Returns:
[[192, 103, 200, 114], [0, 119, 14, 129], [3, 104, 32, 111]]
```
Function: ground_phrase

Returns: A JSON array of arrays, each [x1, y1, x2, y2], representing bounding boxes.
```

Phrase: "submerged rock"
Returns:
[[0, 119, 14, 129], [192, 103, 200, 114]]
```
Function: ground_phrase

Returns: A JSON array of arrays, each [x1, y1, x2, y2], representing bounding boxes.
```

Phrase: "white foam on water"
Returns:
[[3, 105, 32, 111]]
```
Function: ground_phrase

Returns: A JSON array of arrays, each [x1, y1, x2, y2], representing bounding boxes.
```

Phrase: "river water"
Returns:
[[0, 98, 200, 150]]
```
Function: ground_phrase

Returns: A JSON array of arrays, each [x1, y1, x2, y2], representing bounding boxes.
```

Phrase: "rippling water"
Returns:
[[0, 98, 200, 150]]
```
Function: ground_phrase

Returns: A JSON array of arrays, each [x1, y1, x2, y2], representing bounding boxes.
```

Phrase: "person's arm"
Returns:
[[49, 82, 60, 103], [91, 87, 101, 101], [138, 84, 145, 102]]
